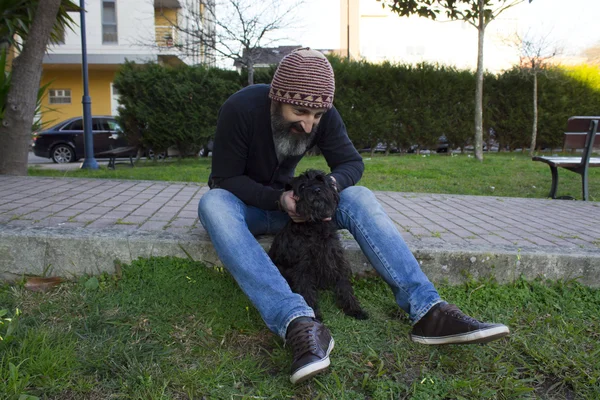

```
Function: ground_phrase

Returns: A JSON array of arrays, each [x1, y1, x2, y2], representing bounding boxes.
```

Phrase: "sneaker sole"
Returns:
[[410, 325, 510, 345], [290, 338, 335, 384]]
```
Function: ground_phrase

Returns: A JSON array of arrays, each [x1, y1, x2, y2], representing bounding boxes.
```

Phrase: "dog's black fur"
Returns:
[[268, 169, 368, 320]]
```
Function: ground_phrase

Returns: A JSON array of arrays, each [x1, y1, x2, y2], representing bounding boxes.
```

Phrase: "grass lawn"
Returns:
[[1, 258, 599, 399], [28, 152, 600, 201], [11, 152, 599, 398]]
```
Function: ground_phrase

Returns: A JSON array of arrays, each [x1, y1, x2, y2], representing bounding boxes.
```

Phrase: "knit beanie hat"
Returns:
[[269, 48, 335, 109]]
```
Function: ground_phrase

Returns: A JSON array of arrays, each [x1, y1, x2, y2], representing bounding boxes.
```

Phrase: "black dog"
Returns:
[[268, 169, 368, 320]]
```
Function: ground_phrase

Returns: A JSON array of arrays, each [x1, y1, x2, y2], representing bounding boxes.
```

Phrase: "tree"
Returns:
[[383, 0, 532, 161], [509, 31, 560, 156], [0, 0, 78, 176], [157, 0, 302, 85]]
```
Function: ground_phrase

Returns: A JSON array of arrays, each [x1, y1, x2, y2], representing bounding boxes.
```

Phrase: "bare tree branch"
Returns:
[[505, 30, 561, 156], [147, 0, 303, 85]]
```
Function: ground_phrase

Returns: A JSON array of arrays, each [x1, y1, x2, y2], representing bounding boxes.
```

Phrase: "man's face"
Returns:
[[271, 102, 327, 159]]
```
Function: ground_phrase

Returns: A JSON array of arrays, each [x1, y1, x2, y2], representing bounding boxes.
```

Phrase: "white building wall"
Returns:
[[50, 0, 158, 57], [48, 0, 215, 66], [356, 0, 522, 72]]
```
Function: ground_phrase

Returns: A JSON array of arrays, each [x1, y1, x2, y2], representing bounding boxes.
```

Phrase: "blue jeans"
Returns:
[[198, 186, 442, 338]]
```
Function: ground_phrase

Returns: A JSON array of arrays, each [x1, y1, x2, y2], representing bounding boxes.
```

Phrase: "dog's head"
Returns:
[[290, 169, 339, 222]]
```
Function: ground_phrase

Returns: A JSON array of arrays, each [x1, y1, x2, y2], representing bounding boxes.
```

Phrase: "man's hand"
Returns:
[[279, 190, 304, 222], [329, 175, 338, 191], [279, 190, 332, 223]]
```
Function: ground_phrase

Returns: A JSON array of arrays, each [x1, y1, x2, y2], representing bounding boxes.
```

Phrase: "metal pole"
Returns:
[[347, 0, 350, 60], [79, 0, 98, 169]]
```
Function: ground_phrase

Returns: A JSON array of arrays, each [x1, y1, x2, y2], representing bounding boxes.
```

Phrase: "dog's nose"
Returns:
[[313, 187, 321, 194]]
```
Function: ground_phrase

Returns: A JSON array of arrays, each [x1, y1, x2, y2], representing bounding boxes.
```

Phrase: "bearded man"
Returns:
[[198, 48, 509, 384]]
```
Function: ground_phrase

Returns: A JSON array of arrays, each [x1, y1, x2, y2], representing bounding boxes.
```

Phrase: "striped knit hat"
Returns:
[[269, 48, 335, 109]]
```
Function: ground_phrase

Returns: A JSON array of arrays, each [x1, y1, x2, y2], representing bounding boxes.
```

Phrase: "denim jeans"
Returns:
[[198, 186, 442, 338]]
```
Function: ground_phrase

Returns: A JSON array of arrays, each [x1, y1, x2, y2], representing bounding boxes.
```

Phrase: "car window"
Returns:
[[46, 120, 70, 131], [92, 118, 109, 131], [106, 119, 122, 132], [63, 119, 83, 131]]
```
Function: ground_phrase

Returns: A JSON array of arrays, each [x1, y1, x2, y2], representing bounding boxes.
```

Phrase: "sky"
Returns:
[[278, 0, 600, 57]]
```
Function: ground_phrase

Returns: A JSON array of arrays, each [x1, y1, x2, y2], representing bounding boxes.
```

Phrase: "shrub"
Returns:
[[112, 58, 600, 157], [113, 62, 241, 157]]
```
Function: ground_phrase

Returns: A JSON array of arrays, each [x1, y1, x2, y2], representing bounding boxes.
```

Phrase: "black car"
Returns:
[[32, 116, 133, 163]]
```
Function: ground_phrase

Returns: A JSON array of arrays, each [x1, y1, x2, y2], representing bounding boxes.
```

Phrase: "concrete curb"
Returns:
[[3, 225, 599, 287]]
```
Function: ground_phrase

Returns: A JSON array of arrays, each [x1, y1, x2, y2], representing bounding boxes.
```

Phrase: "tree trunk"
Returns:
[[247, 62, 254, 86], [0, 0, 62, 175], [529, 72, 538, 157], [135, 147, 143, 163], [474, 0, 485, 162]]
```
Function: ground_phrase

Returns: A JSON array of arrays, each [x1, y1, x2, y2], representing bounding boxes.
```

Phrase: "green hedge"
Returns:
[[113, 62, 241, 156], [113, 59, 600, 157], [489, 64, 600, 151]]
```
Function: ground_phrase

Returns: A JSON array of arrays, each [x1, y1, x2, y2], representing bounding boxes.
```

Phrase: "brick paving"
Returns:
[[1, 175, 600, 251]]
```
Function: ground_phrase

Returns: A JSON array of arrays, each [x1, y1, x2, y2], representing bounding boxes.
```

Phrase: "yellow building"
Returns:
[[40, 0, 215, 126]]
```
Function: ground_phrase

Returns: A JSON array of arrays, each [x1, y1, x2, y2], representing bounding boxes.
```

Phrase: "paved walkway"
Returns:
[[1, 176, 599, 286]]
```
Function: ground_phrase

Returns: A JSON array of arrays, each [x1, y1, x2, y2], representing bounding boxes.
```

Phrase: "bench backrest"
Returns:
[[564, 116, 600, 150]]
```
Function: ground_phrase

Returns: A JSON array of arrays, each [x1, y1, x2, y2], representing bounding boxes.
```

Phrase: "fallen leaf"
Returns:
[[84, 276, 100, 290], [24, 276, 63, 292]]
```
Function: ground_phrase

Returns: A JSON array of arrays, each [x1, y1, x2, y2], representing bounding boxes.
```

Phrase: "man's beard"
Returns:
[[271, 110, 317, 160]]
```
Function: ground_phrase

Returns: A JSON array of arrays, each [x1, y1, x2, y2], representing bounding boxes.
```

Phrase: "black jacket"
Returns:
[[209, 84, 364, 210]]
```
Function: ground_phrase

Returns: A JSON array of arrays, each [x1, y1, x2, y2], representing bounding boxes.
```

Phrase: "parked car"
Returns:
[[407, 136, 450, 153], [436, 135, 449, 153], [32, 116, 134, 163], [200, 138, 214, 157], [357, 142, 399, 153]]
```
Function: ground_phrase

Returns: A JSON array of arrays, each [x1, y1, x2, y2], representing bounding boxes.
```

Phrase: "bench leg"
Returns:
[[548, 165, 558, 199], [108, 157, 116, 170], [128, 155, 134, 168], [582, 168, 589, 201]]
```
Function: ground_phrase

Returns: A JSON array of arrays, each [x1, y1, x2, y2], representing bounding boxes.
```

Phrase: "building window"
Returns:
[[49, 89, 71, 104], [102, 0, 118, 44]]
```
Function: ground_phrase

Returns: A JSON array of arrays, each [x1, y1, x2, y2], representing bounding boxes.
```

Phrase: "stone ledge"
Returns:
[[1, 225, 599, 287]]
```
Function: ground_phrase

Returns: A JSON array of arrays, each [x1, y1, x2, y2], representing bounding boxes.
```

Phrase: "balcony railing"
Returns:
[[102, 32, 118, 44], [155, 25, 178, 47]]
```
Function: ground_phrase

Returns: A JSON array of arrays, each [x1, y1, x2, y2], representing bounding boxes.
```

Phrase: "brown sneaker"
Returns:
[[286, 317, 335, 384], [410, 303, 509, 345]]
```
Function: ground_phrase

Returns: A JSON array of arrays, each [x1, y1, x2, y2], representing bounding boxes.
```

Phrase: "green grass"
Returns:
[[15, 152, 600, 397], [28, 153, 600, 200], [1, 257, 599, 399]]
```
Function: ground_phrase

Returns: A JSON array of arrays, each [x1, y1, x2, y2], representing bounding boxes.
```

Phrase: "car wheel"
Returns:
[[51, 144, 76, 163]]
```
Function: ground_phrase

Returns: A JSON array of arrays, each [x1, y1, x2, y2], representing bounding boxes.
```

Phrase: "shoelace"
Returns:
[[444, 304, 482, 324], [287, 322, 319, 357]]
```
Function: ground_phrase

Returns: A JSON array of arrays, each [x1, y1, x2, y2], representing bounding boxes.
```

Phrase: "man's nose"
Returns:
[[300, 117, 314, 133]]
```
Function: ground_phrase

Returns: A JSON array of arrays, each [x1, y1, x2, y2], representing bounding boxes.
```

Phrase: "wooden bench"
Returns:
[[95, 146, 137, 170], [532, 116, 600, 201]]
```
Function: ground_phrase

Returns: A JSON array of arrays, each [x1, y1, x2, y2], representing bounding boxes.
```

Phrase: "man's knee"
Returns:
[[198, 189, 240, 225], [340, 186, 377, 207]]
